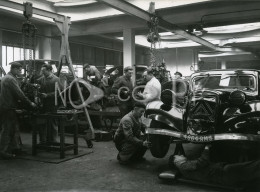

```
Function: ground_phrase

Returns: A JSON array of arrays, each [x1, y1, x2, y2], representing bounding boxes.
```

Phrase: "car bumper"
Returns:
[[146, 128, 260, 143]]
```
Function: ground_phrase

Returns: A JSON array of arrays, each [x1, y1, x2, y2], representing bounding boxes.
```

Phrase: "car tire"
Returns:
[[149, 120, 170, 158]]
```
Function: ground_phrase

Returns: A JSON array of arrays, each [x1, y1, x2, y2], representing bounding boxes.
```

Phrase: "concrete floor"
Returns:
[[0, 133, 231, 192]]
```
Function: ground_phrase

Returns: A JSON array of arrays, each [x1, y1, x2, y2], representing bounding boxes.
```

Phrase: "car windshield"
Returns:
[[192, 74, 256, 92]]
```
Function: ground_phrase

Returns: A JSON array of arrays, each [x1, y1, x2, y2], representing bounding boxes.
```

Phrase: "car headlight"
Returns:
[[229, 90, 246, 106]]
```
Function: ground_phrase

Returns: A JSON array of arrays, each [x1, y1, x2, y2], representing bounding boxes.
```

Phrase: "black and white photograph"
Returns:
[[0, 0, 259, 191]]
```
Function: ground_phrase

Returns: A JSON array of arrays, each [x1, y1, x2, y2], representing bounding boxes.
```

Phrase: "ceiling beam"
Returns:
[[97, 0, 250, 53], [0, 0, 67, 22], [97, 0, 218, 50]]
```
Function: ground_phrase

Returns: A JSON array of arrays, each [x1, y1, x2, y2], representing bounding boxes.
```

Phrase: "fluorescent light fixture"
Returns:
[[54, 0, 96, 7], [127, 0, 212, 12], [204, 22, 260, 33]]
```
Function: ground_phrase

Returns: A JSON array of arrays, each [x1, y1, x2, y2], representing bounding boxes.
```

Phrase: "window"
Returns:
[[1, 46, 37, 73]]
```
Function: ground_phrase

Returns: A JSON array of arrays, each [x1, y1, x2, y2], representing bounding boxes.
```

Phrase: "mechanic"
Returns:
[[174, 71, 183, 79], [0, 62, 36, 159], [136, 68, 161, 104], [111, 66, 134, 116], [37, 64, 63, 143], [83, 63, 102, 87], [172, 144, 260, 190], [114, 102, 151, 165]]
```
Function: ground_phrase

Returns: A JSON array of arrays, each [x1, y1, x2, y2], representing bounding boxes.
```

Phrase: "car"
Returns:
[[145, 69, 260, 161]]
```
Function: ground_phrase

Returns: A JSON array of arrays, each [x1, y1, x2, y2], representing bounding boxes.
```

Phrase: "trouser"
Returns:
[[115, 140, 147, 162], [223, 160, 260, 189], [180, 160, 260, 190], [0, 110, 21, 153], [39, 119, 58, 143]]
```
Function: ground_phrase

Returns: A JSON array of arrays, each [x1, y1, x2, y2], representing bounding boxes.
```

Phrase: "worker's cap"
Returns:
[[42, 64, 53, 71], [10, 62, 23, 69], [83, 63, 90, 69], [123, 66, 133, 73], [174, 71, 182, 77], [134, 102, 146, 109]]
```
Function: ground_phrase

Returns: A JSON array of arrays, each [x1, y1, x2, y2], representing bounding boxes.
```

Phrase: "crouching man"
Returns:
[[114, 102, 151, 164]]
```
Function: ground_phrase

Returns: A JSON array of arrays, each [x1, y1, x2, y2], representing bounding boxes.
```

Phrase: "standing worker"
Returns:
[[0, 62, 36, 159], [137, 68, 161, 104], [174, 71, 183, 79], [83, 63, 102, 88], [112, 66, 134, 116], [37, 64, 62, 143]]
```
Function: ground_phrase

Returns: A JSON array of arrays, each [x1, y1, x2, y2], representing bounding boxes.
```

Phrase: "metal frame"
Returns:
[[0, 0, 95, 139], [97, 0, 246, 53]]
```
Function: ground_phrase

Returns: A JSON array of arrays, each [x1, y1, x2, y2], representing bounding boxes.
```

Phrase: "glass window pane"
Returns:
[[14, 47, 20, 61], [2, 46, 6, 67]]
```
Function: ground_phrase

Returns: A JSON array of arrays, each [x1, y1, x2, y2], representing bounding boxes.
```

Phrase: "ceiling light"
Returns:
[[204, 22, 260, 33]]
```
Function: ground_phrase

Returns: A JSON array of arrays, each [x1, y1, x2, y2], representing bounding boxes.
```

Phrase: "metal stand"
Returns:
[[54, 17, 95, 140]]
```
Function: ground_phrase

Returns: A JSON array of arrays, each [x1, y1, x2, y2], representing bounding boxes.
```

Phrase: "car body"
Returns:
[[146, 69, 260, 159]]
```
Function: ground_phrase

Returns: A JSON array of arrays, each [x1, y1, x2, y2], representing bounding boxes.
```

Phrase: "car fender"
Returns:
[[146, 101, 185, 131]]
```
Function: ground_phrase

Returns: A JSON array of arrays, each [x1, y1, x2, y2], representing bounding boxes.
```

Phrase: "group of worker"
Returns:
[[2, 62, 259, 190], [0, 62, 60, 159]]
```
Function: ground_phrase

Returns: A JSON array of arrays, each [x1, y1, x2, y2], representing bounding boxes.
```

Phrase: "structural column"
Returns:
[[37, 27, 52, 59], [0, 30, 2, 69], [192, 49, 199, 71], [123, 28, 135, 83], [221, 60, 226, 69]]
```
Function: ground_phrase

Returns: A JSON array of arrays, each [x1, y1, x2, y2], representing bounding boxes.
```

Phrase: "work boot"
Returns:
[[0, 152, 16, 160], [117, 154, 130, 165], [12, 149, 27, 156], [85, 139, 93, 148]]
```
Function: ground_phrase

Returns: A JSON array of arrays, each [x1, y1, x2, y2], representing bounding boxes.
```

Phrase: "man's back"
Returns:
[[0, 73, 30, 110]]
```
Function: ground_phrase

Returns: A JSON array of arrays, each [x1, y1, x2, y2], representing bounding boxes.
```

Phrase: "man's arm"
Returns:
[[174, 146, 210, 171], [122, 119, 143, 146], [9, 78, 34, 107], [94, 70, 102, 81], [111, 77, 122, 94]]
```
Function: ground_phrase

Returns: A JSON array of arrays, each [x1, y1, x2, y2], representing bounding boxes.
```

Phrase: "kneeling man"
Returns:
[[114, 102, 151, 164]]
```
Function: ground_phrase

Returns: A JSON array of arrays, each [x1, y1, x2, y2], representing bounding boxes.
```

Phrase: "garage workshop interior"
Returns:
[[0, 1, 260, 192]]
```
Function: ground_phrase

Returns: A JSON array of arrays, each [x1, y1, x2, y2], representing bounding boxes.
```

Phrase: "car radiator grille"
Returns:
[[187, 93, 218, 135]]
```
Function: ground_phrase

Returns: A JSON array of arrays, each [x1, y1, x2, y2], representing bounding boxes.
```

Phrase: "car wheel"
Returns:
[[149, 120, 171, 158]]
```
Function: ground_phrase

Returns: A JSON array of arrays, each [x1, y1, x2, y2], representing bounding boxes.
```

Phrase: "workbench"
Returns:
[[31, 110, 80, 159]]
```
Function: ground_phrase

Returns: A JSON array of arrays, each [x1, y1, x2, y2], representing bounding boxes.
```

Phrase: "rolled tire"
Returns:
[[149, 120, 171, 158]]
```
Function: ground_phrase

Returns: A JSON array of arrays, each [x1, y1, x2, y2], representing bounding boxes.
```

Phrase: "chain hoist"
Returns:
[[21, 2, 41, 108], [147, 15, 172, 83], [22, 2, 37, 80]]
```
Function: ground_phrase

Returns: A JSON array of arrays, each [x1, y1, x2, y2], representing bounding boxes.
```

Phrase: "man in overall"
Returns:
[[114, 102, 151, 165], [0, 62, 36, 159]]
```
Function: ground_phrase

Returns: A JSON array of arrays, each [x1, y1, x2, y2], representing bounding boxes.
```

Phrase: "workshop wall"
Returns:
[[160, 48, 195, 77]]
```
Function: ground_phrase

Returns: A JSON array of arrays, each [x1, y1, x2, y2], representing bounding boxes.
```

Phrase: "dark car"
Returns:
[[145, 69, 260, 161]]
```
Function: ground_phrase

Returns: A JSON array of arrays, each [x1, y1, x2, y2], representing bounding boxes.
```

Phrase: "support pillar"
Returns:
[[193, 49, 199, 71], [37, 28, 52, 59], [0, 30, 2, 68], [221, 60, 226, 69], [123, 28, 135, 84]]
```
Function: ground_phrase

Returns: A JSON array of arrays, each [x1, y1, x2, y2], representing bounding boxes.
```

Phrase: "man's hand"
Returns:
[[173, 155, 187, 167], [39, 93, 48, 98], [143, 140, 152, 148], [136, 92, 144, 99], [30, 102, 37, 108]]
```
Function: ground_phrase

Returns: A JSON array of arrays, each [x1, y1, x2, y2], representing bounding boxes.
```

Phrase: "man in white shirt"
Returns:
[[137, 68, 161, 104]]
